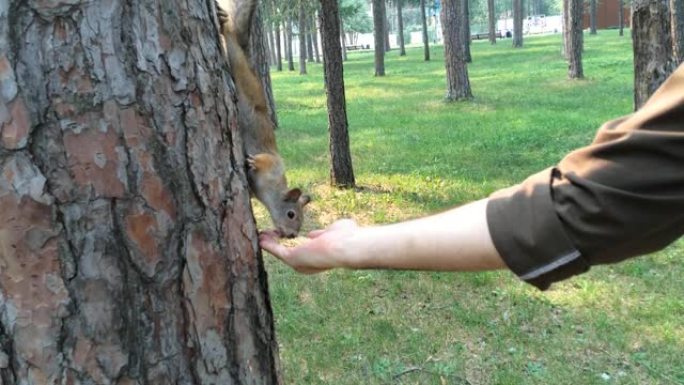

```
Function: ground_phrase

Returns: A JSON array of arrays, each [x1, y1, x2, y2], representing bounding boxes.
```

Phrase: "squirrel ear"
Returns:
[[284, 188, 302, 202], [299, 194, 311, 206]]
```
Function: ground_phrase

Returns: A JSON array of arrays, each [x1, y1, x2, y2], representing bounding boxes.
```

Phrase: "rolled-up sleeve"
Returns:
[[487, 64, 684, 290]]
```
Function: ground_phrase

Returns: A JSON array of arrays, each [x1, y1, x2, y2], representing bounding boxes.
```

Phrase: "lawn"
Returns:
[[258, 32, 684, 384]]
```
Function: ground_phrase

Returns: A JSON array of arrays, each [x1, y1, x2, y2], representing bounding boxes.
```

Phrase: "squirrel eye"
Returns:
[[287, 210, 296, 219]]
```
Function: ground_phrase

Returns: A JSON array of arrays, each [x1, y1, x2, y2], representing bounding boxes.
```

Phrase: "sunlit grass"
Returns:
[[257, 31, 684, 385]]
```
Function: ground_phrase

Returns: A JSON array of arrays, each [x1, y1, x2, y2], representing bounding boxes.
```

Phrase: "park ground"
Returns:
[[255, 32, 683, 385]]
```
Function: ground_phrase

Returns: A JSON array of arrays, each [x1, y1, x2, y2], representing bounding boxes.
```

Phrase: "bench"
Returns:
[[470, 31, 504, 40], [345, 45, 367, 50]]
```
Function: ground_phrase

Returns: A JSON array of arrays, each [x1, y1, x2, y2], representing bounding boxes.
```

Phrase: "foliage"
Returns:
[[263, 32, 684, 385], [340, 0, 373, 33]]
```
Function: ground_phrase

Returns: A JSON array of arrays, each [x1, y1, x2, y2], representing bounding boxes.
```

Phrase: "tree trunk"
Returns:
[[298, 3, 308, 74], [251, 7, 280, 128], [562, 0, 570, 57], [568, 0, 584, 78], [275, 21, 283, 71], [488, 0, 497, 44], [373, 0, 386, 75], [341, 18, 348, 61], [312, 14, 321, 63], [590, 0, 597, 34], [0, 1, 282, 384], [619, 0, 625, 36], [442, 0, 473, 100], [397, 0, 407, 56], [319, 0, 356, 188], [384, 1, 392, 52], [672, 0, 684, 64], [421, 0, 431, 60], [268, 26, 278, 65], [513, 0, 524, 47], [464, 0, 472, 62], [287, 17, 295, 71], [632, 0, 675, 109]]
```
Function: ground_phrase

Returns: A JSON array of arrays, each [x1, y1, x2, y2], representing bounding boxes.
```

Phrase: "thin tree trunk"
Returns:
[[464, 0, 472, 62], [319, 0, 356, 188], [563, 0, 570, 58], [568, 0, 584, 78], [397, 0, 406, 56], [442, 0, 473, 100], [287, 17, 295, 71], [341, 18, 348, 61], [373, 0, 386, 75], [384, 1, 391, 52], [250, 7, 279, 128], [513, 0, 524, 47], [672, 0, 684, 64], [590, 0, 597, 34], [632, 0, 675, 109], [298, 3, 308, 74], [0, 1, 282, 383], [488, 0, 497, 44], [421, 0, 431, 60], [267, 27, 277, 65], [619, 0, 625, 36], [275, 21, 283, 71], [312, 14, 321, 63], [306, 17, 315, 62]]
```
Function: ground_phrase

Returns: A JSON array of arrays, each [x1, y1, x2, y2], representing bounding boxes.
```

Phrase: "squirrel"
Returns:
[[215, 0, 310, 238]]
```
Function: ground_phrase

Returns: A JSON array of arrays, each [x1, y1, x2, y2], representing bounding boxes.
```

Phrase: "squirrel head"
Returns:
[[268, 188, 311, 238]]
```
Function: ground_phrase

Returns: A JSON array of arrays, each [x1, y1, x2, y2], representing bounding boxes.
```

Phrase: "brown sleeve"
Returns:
[[487, 64, 684, 290]]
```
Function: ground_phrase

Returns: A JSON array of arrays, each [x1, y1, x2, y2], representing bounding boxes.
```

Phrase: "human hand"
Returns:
[[258, 219, 360, 274]]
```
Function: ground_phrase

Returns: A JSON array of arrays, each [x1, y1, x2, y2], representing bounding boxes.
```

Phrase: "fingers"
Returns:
[[307, 229, 326, 239], [258, 232, 291, 260]]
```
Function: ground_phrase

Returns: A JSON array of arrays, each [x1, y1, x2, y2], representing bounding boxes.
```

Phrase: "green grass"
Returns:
[[260, 32, 684, 384]]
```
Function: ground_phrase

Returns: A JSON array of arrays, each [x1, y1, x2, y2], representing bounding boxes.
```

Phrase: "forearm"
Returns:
[[343, 199, 506, 271]]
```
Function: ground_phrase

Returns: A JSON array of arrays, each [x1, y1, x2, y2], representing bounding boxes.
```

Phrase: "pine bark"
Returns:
[[0, 1, 281, 384], [568, 0, 584, 78], [513, 0, 524, 47], [488, 0, 497, 44], [672, 0, 684, 64], [319, 0, 356, 188], [373, 0, 386, 75], [397, 0, 407, 56], [442, 0, 473, 100], [420, 0, 431, 60], [632, 0, 675, 109]]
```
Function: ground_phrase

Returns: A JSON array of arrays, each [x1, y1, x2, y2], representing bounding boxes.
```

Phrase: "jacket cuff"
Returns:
[[486, 168, 590, 290]]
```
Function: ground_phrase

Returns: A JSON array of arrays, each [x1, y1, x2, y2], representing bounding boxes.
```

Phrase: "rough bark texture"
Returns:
[[298, 3, 307, 74], [397, 0, 406, 56], [442, 0, 473, 100], [513, 0, 524, 47], [672, 0, 684, 64], [488, 0, 497, 44], [568, 0, 584, 78], [373, 0, 386, 75], [0, 0, 282, 384], [420, 0, 431, 60], [250, 8, 279, 128], [590, 0, 597, 34], [319, 0, 355, 188], [632, 0, 674, 109]]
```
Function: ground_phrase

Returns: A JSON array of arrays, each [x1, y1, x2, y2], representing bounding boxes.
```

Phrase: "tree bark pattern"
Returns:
[[442, 0, 473, 100], [568, 0, 584, 78], [672, 0, 684, 64], [319, 0, 355, 188], [0, 1, 281, 384], [632, 0, 675, 109]]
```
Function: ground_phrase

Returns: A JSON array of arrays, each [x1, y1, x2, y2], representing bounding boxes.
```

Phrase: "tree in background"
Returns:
[[319, 0, 356, 187], [567, 0, 584, 78], [286, 17, 296, 70], [421, 0, 431, 60], [632, 0, 674, 109], [340, 0, 373, 47], [373, 0, 387, 75], [590, 0, 597, 34], [672, 0, 684, 64], [298, 0, 308, 74], [464, 0, 472, 61], [397, 0, 407, 56], [0, 0, 281, 382], [312, 14, 322, 62], [488, 0, 497, 44], [251, 6, 280, 128], [619, 0, 625, 36], [442, 0, 473, 100], [512, 0, 524, 47]]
